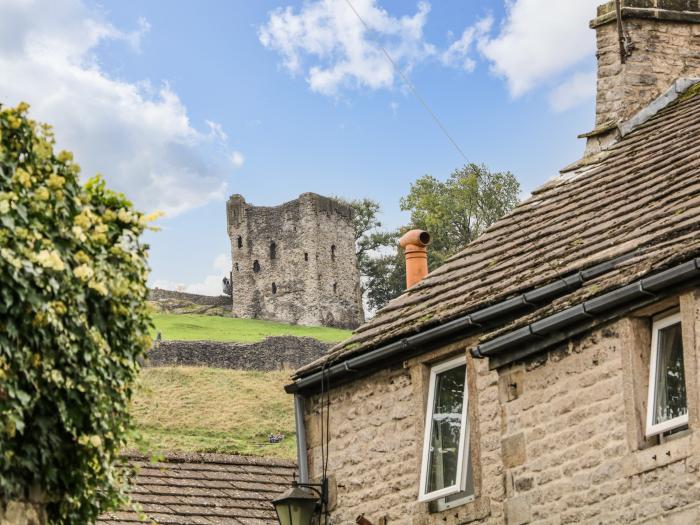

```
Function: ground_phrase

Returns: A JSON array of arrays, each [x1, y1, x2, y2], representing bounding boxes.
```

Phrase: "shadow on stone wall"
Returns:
[[145, 336, 331, 371]]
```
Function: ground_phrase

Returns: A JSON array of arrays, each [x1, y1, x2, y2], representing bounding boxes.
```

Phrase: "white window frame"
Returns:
[[434, 451, 475, 511], [645, 311, 688, 437], [418, 355, 470, 503]]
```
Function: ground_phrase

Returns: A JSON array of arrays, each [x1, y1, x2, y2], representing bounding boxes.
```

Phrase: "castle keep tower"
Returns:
[[226, 193, 364, 329]]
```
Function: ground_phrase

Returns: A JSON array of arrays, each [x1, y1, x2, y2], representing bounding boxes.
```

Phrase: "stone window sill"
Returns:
[[622, 434, 691, 477]]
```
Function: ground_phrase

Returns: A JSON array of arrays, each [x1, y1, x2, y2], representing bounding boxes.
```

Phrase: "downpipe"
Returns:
[[294, 394, 309, 483]]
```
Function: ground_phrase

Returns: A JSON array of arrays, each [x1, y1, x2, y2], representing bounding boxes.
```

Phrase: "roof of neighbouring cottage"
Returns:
[[295, 80, 700, 379], [97, 452, 295, 525]]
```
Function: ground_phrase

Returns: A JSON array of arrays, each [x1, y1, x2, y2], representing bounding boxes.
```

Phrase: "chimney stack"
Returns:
[[399, 230, 432, 289], [583, 0, 700, 156]]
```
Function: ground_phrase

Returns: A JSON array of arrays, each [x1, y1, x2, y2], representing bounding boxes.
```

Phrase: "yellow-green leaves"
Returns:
[[0, 101, 153, 524]]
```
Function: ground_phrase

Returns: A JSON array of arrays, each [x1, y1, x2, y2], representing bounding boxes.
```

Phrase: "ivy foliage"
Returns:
[[0, 102, 154, 523]]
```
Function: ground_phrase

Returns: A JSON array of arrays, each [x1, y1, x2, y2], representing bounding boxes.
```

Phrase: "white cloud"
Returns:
[[259, 0, 435, 96], [152, 253, 231, 296], [441, 16, 493, 72], [549, 70, 596, 112], [259, 0, 598, 110], [206, 120, 228, 142], [230, 150, 245, 169], [477, 0, 599, 97], [0, 0, 239, 216]]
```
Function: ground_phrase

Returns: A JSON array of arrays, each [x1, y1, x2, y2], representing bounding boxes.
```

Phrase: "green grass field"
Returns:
[[131, 367, 296, 459], [151, 312, 351, 343]]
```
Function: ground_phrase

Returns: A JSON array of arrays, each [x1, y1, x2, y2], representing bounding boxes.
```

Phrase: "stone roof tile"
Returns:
[[97, 452, 294, 525], [296, 82, 700, 378]]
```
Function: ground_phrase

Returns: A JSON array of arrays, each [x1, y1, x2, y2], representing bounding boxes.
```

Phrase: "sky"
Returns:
[[0, 0, 602, 295]]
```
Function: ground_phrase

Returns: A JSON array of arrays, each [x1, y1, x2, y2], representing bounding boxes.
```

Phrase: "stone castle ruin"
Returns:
[[226, 192, 364, 329]]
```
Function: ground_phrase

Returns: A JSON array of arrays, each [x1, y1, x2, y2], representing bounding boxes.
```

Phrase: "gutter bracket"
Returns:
[[637, 281, 656, 298], [528, 325, 545, 339], [580, 303, 595, 318], [522, 297, 537, 308], [465, 315, 482, 329]]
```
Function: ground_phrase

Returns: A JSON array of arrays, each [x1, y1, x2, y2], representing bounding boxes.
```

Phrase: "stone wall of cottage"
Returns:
[[304, 290, 700, 524], [498, 294, 700, 525], [304, 340, 506, 525]]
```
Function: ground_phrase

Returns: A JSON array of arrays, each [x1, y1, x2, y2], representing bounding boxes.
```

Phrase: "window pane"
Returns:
[[427, 364, 466, 494], [653, 322, 687, 425], [443, 451, 474, 505]]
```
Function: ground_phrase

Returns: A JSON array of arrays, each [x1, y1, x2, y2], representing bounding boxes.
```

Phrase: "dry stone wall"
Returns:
[[226, 193, 364, 329], [146, 336, 331, 371]]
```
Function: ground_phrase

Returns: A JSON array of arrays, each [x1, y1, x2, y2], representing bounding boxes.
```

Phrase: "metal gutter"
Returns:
[[473, 258, 700, 362], [286, 251, 637, 394]]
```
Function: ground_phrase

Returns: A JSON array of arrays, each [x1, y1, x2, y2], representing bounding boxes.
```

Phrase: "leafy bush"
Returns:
[[0, 102, 154, 523]]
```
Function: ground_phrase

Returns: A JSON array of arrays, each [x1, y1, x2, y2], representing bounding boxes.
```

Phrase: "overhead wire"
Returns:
[[343, 0, 469, 163]]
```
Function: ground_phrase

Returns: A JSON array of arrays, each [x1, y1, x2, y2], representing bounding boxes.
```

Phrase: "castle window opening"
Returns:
[[333, 282, 337, 294], [331, 245, 336, 261], [237, 236, 243, 249], [235, 263, 239, 272], [270, 241, 277, 260], [304, 252, 309, 262], [253, 260, 260, 273], [272, 282, 277, 294]]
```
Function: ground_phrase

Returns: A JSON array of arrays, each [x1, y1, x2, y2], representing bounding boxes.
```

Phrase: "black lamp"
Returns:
[[272, 478, 327, 525]]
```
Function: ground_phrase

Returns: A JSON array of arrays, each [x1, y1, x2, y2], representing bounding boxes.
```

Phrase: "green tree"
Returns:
[[0, 102, 153, 523], [401, 163, 520, 267], [363, 250, 405, 312], [342, 197, 396, 275], [337, 197, 397, 307], [339, 164, 520, 313]]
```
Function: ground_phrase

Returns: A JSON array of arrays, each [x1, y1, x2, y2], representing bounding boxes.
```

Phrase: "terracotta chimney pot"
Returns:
[[399, 229, 432, 289]]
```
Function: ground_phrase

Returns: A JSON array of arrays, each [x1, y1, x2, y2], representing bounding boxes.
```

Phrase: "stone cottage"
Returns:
[[284, 2, 700, 524]]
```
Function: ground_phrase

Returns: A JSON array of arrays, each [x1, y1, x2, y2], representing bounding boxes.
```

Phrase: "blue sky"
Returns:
[[0, 0, 601, 294]]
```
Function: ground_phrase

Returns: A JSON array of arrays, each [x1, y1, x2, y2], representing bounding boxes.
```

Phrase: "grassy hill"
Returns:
[[131, 367, 296, 459], [137, 301, 349, 460], [152, 312, 351, 343]]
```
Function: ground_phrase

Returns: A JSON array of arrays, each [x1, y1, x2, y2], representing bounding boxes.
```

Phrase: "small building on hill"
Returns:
[[226, 193, 364, 329], [97, 452, 295, 524], [285, 2, 700, 524]]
